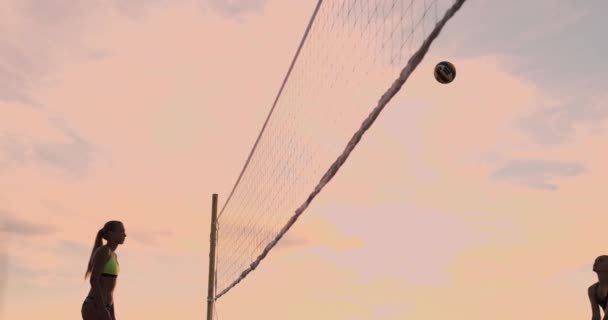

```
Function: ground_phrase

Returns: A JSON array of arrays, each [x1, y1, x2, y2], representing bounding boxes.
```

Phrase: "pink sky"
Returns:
[[1, 0, 607, 319]]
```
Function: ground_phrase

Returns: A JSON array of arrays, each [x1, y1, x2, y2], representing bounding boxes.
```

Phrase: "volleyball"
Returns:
[[434, 61, 456, 84]]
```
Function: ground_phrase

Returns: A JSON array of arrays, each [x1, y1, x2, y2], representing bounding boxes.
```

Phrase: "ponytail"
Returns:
[[84, 229, 105, 279]]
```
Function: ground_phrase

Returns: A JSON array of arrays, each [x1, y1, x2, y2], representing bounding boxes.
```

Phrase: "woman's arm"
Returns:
[[89, 246, 111, 309], [589, 285, 601, 320]]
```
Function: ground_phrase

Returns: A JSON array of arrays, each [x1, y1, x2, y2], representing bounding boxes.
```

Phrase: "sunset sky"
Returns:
[[1, 0, 607, 319]]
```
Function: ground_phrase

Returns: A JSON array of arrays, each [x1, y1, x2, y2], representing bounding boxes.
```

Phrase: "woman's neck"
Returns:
[[106, 242, 118, 252], [598, 273, 608, 285]]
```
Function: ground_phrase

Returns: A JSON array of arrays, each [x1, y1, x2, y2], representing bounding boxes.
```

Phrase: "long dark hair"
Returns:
[[84, 220, 122, 279]]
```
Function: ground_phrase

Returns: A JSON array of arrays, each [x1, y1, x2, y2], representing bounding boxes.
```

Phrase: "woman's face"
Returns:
[[107, 223, 127, 244]]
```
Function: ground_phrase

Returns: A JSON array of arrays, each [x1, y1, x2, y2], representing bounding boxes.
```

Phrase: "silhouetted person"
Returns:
[[589, 255, 608, 320], [82, 221, 126, 320]]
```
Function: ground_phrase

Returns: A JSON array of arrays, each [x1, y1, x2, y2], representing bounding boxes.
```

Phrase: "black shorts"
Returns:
[[81, 296, 115, 319]]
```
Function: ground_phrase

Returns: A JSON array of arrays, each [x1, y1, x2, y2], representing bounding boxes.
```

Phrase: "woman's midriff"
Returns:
[[87, 276, 117, 305]]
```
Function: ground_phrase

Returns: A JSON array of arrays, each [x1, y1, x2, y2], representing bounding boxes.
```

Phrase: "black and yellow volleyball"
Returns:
[[434, 61, 456, 84]]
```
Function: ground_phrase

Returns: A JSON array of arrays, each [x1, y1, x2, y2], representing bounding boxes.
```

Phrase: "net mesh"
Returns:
[[214, 0, 466, 300]]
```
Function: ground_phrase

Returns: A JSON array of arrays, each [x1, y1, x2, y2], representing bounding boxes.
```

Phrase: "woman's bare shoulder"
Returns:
[[589, 282, 599, 293], [93, 245, 111, 260]]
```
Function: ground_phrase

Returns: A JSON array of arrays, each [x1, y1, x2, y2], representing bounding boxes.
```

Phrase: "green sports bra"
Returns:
[[101, 252, 119, 277]]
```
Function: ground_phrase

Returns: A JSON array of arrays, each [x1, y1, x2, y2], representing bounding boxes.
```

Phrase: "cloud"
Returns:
[[0, 133, 29, 171], [443, 0, 606, 137], [298, 203, 484, 286], [0, 44, 39, 105], [0, 132, 95, 179], [209, 0, 267, 17], [7, 263, 46, 278], [57, 240, 90, 256], [113, 0, 169, 19], [516, 92, 608, 145], [17, 0, 97, 28], [0, 67, 30, 104], [30, 126, 95, 178], [449, 0, 591, 61], [0, 213, 55, 236], [0, 2, 99, 179], [371, 302, 414, 319], [0, 113, 96, 177], [0, 0, 115, 106], [0, 223, 7, 318], [491, 159, 587, 190]]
